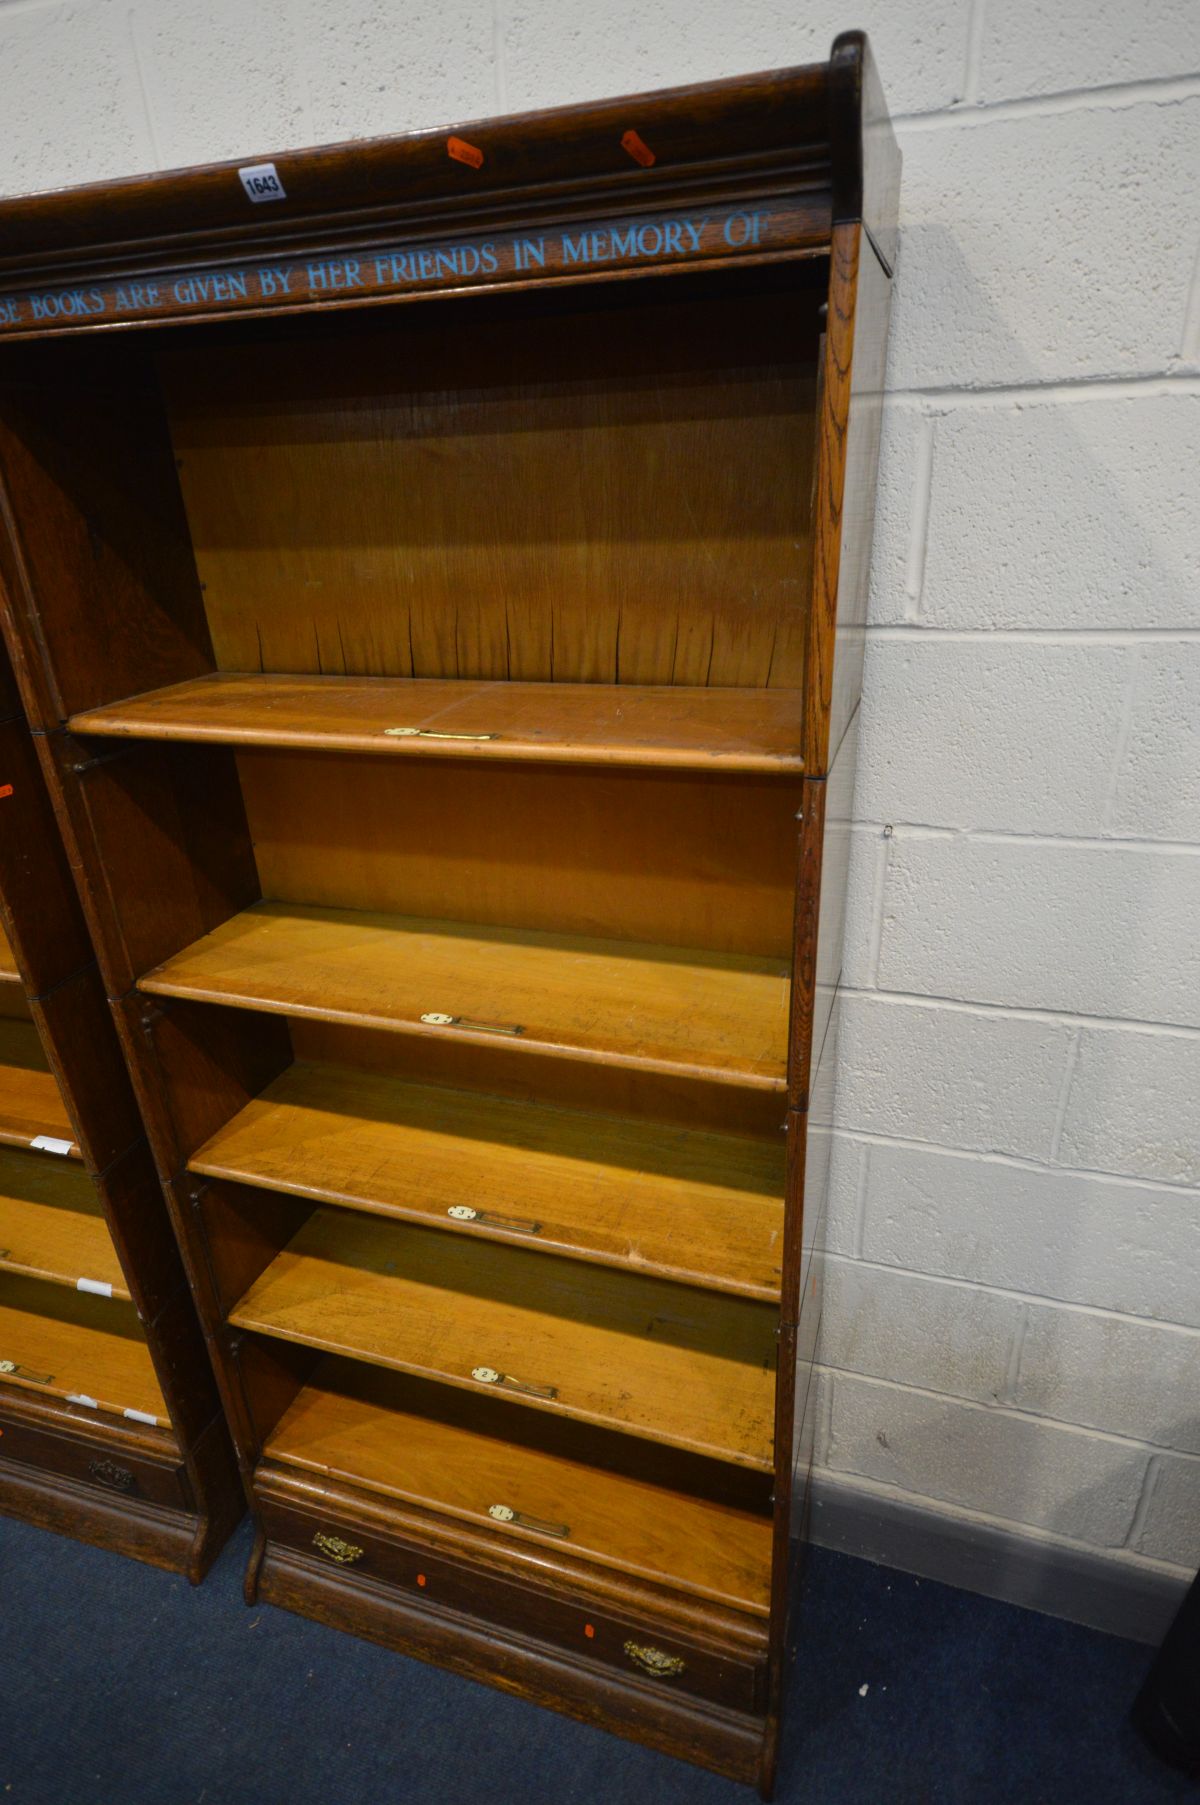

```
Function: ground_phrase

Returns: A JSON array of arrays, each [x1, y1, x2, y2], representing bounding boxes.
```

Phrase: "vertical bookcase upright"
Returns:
[[0, 33, 897, 1790], [0, 636, 241, 1575]]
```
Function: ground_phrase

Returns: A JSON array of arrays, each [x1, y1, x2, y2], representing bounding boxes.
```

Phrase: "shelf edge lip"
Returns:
[[67, 681, 807, 778], [66, 718, 806, 777], [186, 1152, 784, 1306], [0, 1124, 83, 1161], [257, 1451, 774, 1623], [0, 1368, 166, 1425], [136, 973, 788, 1096], [226, 1306, 777, 1475], [0, 1255, 132, 1304], [0, 1381, 179, 1455]]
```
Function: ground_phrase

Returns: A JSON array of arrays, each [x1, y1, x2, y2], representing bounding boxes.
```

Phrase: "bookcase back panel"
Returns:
[[286, 1020, 785, 1142], [237, 752, 802, 958], [161, 282, 820, 690]]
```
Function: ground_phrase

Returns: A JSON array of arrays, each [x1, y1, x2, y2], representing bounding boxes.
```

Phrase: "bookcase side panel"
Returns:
[[0, 347, 215, 728], [803, 221, 892, 776]]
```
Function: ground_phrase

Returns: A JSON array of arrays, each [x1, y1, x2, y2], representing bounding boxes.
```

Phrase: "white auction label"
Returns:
[[238, 161, 286, 203]]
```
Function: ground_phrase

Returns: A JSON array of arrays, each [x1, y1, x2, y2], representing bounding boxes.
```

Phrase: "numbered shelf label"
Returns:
[[238, 162, 286, 204]]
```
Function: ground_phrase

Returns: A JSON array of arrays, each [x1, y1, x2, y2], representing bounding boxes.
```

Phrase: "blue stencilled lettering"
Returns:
[[0, 204, 781, 334]]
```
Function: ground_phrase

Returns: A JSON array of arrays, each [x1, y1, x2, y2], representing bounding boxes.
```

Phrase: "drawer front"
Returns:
[[261, 1497, 762, 1713], [0, 1410, 190, 1509]]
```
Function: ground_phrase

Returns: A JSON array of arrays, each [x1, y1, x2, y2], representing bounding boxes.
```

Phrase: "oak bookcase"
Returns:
[[0, 33, 897, 1791], [0, 635, 241, 1576]]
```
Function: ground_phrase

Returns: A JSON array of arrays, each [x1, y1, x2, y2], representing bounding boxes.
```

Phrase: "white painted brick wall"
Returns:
[[1110, 645, 1200, 840], [820, 1260, 1021, 1402], [856, 641, 1133, 832], [860, 1142, 1200, 1325], [838, 996, 1073, 1158], [501, 2, 971, 119], [977, 1, 1200, 101], [1, 1, 1197, 1591], [1016, 1307, 1200, 1453], [890, 98, 1200, 390], [826, 1372, 1149, 1545], [1134, 1456, 1200, 1568], [911, 397, 1200, 629], [878, 838, 1200, 1025], [1059, 1028, 1200, 1186]]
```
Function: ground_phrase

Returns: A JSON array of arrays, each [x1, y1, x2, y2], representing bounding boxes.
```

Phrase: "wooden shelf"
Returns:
[[142, 903, 790, 1092], [0, 1019, 79, 1158], [0, 1274, 165, 1422], [70, 674, 806, 776], [0, 925, 20, 986], [0, 1148, 128, 1298], [231, 1209, 777, 1471], [191, 1061, 785, 1301], [266, 1359, 773, 1617]]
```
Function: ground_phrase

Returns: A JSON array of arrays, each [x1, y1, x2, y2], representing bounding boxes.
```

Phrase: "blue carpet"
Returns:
[[0, 1513, 1188, 1804]]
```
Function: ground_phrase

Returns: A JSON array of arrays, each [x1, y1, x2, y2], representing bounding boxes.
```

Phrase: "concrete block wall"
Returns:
[[2, 1, 1197, 1607]]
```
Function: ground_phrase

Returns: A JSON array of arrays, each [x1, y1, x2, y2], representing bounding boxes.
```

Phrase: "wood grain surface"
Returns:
[[0, 1018, 78, 1156], [267, 1359, 772, 1615], [141, 902, 791, 1089], [162, 287, 817, 690], [0, 1148, 128, 1297], [0, 925, 19, 984], [231, 1208, 778, 1469], [190, 1059, 784, 1300], [72, 674, 806, 774], [235, 750, 801, 959], [0, 1274, 165, 1421]]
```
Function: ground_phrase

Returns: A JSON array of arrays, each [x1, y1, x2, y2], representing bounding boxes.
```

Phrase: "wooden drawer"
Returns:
[[0, 1405, 190, 1509], [259, 1494, 764, 1714]]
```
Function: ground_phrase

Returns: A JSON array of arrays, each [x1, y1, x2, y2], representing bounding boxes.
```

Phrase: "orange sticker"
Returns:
[[447, 136, 484, 170], [620, 129, 655, 168], [584, 1623, 595, 1639], [0, 784, 12, 799], [416, 1572, 427, 1587]]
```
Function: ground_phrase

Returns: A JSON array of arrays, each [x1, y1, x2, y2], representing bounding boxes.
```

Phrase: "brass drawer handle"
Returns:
[[313, 1532, 364, 1566], [487, 1503, 570, 1538], [624, 1641, 686, 1679], [471, 1364, 558, 1401], [447, 1205, 542, 1235], [88, 1458, 135, 1492], [421, 1012, 524, 1037]]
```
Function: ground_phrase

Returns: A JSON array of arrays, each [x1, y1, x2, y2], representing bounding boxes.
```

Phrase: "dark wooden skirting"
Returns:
[[255, 1543, 765, 1786], [0, 1452, 201, 1576], [809, 1473, 1190, 1647]]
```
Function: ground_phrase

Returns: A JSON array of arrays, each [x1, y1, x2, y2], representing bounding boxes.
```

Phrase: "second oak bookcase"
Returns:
[[0, 33, 897, 1793], [0, 636, 241, 1574]]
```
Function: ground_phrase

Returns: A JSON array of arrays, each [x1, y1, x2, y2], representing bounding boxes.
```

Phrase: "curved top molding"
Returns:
[[0, 31, 897, 338]]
